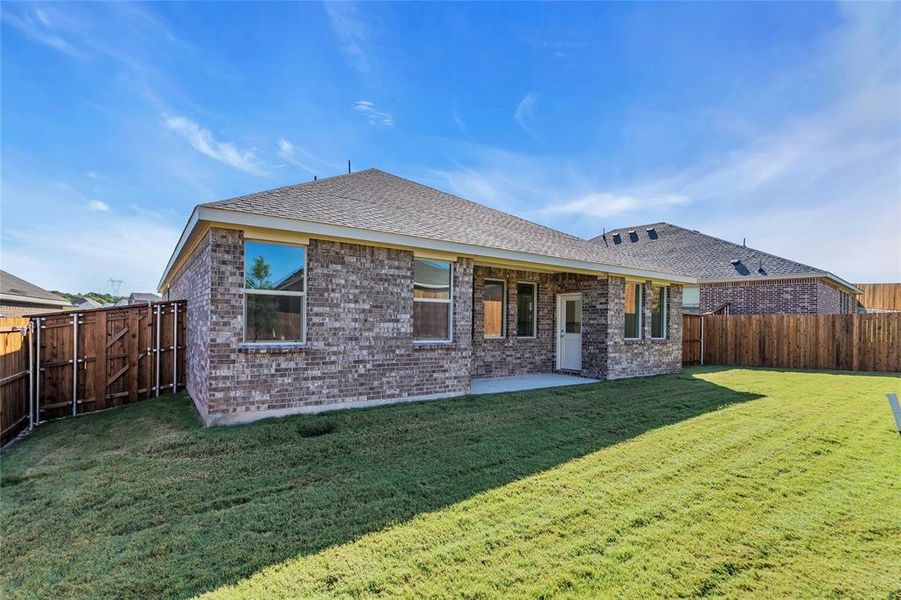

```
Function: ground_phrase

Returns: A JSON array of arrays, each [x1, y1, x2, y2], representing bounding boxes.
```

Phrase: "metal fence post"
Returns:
[[72, 313, 79, 416], [172, 303, 178, 393], [35, 317, 41, 426], [28, 321, 34, 431], [700, 316, 705, 366], [155, 304, 161, 397]]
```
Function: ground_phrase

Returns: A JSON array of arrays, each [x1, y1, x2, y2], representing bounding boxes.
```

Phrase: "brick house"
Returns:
[[0, 270, 70, 317], [590, 223, 860, 315], [159, 169, 692, 425]]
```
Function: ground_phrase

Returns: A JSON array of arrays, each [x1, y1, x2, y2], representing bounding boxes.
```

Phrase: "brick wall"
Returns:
[[173, 228, 474, 424], [700, 278, 854, 314], [471, 267, 556, 377], [167, 230, 213, 419], [606, 278, 682, 380], [168, 227, 685, 424]]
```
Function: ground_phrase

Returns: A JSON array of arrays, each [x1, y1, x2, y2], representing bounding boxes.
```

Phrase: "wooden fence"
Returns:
[[855, 283, 901, 312], [1, 318, 32, 446], [0, 301, 186, 446], [682, 314, 702, 365], [698, 313, 901, 373]]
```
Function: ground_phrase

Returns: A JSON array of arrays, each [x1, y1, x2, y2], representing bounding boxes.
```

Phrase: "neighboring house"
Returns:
[[127, 292, 162, 304], [590, 223, 860, 315], [158, 169, 693, 425], [0, 270, 71, 317], [72, 296, 102, 309]]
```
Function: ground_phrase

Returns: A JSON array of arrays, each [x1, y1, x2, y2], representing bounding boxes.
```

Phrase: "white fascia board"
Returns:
[[0, 292, 71, 306], [701, 272, 862, 294], [158, 206, 698, 289], [157, 207, 199, 291]]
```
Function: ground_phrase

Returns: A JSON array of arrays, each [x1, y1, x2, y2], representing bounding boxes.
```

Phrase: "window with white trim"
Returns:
[[413, 259, 452, 341], [624, 282, 642, 339], [244, 240, 306, 343], [651, 285, 667, 338], [483, 279, 506, 338], [516, 282, 537, 337]]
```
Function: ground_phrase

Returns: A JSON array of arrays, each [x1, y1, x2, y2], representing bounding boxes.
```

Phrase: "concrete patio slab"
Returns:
[[470, 373, 599, 395]]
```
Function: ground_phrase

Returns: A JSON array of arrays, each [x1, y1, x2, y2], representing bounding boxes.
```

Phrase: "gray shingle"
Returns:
[[589, 222, 842, 282], [202, 169, 690, 275], [0, 270, 68, 303]]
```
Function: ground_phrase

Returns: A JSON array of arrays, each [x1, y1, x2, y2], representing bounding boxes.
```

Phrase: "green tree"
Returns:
[[246, 255, 278, 341]]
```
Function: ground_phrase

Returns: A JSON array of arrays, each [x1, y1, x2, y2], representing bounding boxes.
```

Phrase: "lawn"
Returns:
[[1, 368, 899, 598]]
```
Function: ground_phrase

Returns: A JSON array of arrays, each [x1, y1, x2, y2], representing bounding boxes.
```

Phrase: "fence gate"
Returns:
[[0, 301, 186, 446]]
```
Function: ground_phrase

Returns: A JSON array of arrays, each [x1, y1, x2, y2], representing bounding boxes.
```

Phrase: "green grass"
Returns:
[[2, 368, 899, 598]]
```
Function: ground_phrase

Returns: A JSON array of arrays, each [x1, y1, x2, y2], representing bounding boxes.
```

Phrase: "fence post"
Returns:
[[72, 313, 79, 416], [172, 303, 178, 393], [28, 321, 34, 431], [35, 317, 41, 426], [700, 316, 705, 366], [155, 304, 161, 397]]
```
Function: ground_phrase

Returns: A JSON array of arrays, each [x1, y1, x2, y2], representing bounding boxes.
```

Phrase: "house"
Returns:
[[158, 169, 693, 425], [126, 292, 162, 305], [72, 296, 102, 310], [0, 270, 71, 317], [590, 223, 860, 315]]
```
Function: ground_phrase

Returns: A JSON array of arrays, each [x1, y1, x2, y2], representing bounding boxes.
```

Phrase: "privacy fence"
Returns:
[[682, 313, 901, 373], [0, 301, 186, 446]]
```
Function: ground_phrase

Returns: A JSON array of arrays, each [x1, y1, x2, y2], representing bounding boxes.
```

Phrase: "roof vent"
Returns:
[[730, 259, 741, 265], [757, 262, 767, 275], [646, 227, 658, 240], [627, 230, 638, 242], [611, 232, 622, 245]]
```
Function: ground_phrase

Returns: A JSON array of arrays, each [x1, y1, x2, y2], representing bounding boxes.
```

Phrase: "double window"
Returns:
[[651, 285, 667, 339], [414, 260, 452, 341], [624, 282, 642, 339], [244, 240, 306, 344]]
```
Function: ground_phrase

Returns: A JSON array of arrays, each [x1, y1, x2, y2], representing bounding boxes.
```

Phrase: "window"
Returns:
[[414, 259, 452, 341], [483, 280, 506, 338], [624, 282, 642, 339], [517, 282, 537, 337], [651, 286, 667, 338], [244, 240, 306, 344], [682, 285, 700, 310]]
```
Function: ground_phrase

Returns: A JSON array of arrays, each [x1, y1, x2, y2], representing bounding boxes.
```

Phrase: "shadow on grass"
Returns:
[[1, 371, 762, 599], [686, 364, 901, 379]]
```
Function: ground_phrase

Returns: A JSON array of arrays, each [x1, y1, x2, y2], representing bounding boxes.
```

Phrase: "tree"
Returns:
[[246, 255, 278, 341]]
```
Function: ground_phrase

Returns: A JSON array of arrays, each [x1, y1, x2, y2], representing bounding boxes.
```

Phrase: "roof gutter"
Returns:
[[700, 272, 862, 295], [158, 206, 698, 290]]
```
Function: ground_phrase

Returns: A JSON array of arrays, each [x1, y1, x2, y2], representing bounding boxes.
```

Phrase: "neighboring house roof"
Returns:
[[73, 297, 102, 309], [589, 223, 860, 294], [160, 169, 697, 290], [128, 292, 162, 304], [0, 270, 70, 307]]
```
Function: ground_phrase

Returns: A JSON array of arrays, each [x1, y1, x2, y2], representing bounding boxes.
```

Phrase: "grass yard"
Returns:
[[1, 368, 899, 598]]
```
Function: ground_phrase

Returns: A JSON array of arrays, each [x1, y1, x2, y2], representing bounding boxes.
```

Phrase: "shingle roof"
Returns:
[[201, 168, 686, 275], [129, 292, 162, 303], [589, 222, 856, 290], [0, 270, 69, 304]]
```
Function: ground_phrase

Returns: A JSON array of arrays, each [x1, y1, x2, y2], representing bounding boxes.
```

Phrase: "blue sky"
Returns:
[[2, 1, 899, 293]]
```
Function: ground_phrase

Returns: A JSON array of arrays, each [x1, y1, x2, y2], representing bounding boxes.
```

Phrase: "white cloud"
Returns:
[[276, 138, 339, 175], [2, 211, 179, 293], [354, 100, 395, 126], [87, 199, 110, 211], [514, 92, 539, 139], [87, 171, 99, 179], [324, 2, 370, 73], [163, 115, 268, 175], [544, 192, 689, 219]]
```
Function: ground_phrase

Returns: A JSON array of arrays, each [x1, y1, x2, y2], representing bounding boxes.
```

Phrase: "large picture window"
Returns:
[[651, 285, 667, 339], [414, 259, 452, 341], [483, 280, 506, 338], [517, 282, 537, 337], [624, 282, 642, 339], [244, 240, 306, 343]]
